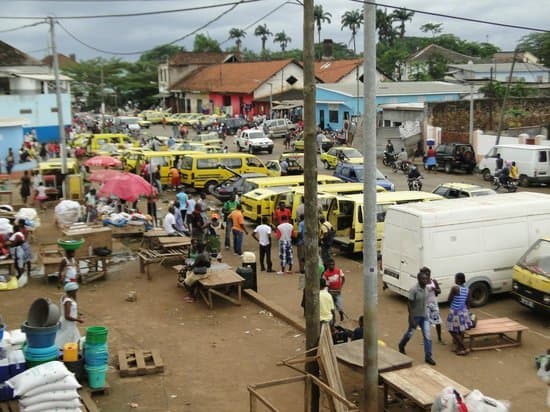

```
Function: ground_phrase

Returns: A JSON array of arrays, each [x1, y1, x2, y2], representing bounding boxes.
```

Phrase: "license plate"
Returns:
[[520, 297, 534, 308]]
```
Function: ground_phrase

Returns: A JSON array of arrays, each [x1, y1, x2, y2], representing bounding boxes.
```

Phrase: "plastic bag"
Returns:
[[15, 208, 40, 229], [464, 389, 510, 412], [54, 201, 82, 227]]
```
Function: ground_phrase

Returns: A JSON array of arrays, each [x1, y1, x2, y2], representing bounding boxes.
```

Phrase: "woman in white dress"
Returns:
[[421, 266, 445, 344], [55, 282, 84, 349]]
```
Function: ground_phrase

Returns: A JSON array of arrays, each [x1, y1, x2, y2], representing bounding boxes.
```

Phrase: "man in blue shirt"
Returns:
[[175, 188, 188, 222]]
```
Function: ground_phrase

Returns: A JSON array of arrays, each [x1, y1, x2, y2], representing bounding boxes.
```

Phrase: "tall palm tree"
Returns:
[[254, 23, 273, 54], [273, 31, 292, 52], [376, 9, 396, 45], [391, 8, 414, 38], [229, 28, 246, 53], [313, 4, 332, 54], [420, 22, 443, 38], [340, 9, 363, 54]]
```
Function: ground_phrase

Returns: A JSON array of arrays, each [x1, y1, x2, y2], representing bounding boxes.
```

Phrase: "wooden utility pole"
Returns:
[[363, 3, 379, 411], [303, 0, 320, 410]]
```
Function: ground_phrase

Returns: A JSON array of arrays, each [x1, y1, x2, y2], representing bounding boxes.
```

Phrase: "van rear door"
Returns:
[[535, 150, 550, 179]]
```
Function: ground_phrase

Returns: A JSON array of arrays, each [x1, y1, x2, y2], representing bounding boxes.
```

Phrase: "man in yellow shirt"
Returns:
[[319, 278, 335, 325]]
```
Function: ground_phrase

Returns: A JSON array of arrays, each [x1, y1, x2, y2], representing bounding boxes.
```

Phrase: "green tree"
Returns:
[[391, 8, 414, 38], [420, 22, 443, 37], [313, 4, 332, 56], [254, 23, 273, 54], [229, 28, 246, 53], [341, 9, 364, 54], [138, 44, 183, 63], [273, 31, 292, 52], [518, 32, 550, 66], [376, 9, 396, 45], [193, 34, 221, 52]]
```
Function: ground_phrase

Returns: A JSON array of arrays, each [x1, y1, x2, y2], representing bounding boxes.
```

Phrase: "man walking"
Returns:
[[398, 271, 436, 365], [319, 278, 335, 326], [222, 191, 239, 250], [275, 215, 294, 275], [322, 258, 345, 322], [228, 204, 247, 256], [252, 217, 274, 272], [176, 187, 188, 223], [319, 217, 334, 265]]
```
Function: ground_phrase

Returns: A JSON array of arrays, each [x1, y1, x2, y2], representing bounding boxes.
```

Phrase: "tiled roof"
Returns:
[[169, 52, 238, 66], [172, 59, 296, 94], [0, 40, 40, 66], [313, 59, 363, 83]]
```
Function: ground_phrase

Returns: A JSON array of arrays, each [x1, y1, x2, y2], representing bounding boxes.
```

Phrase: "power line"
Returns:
[[56, 1, 240, 55], [0, 21, 46, 33], [352, 0, 550, 33], [0, 0, 260, 20]]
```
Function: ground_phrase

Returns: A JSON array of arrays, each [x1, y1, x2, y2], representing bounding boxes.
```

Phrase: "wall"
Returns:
[[0, 125, 24, 164], [0, 94, 71, 142]]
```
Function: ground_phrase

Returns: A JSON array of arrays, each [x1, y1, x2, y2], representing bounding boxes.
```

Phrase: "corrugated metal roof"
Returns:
[[448, 62, 550, 73], [318, 81, 474, 97]]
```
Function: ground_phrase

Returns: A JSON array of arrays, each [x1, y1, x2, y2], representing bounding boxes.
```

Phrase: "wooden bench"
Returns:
[[464, 317, 528, 351], [380, 365, 470, 411], [0, 259, 15, 277], [137, 246, 187, 280]]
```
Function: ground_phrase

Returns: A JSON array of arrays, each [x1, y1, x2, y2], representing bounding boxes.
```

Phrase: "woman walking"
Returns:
[[18, 171, 31, 205], [422, 267, 445, 344], [55, 282, 84, 349], [446, 272, 473, 356]]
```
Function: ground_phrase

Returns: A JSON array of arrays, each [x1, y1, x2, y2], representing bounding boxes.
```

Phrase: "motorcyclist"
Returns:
[[385, 140, 394, 154], [407, 165, 422, 190], [395, 148, 409, 171], [498, 161, 511, 186]]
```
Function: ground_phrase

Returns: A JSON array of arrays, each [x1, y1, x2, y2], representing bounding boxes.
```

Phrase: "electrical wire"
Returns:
[[0, 0, 260, 20], [352, 0, 550, 33], [55, 1, 240, 55], [0, 21, 46, 33]]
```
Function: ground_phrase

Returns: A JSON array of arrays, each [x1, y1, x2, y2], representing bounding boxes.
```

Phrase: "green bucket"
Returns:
[[86, 326, 108, 345], [85, 365, 108, 389]]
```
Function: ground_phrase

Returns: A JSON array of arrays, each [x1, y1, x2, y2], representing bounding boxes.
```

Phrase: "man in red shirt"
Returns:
[[273, 201, 291, 227], [322, 258, 345, 321]]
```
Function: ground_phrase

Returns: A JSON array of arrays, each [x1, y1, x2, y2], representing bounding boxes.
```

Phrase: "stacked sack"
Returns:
[[6, 361, 81, 412]]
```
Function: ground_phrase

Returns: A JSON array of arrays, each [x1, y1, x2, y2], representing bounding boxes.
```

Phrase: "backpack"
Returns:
[[323, 222, 336, 246]]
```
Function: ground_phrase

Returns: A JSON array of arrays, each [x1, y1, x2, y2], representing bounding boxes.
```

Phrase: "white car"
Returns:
[[235, 129, 274, 154]]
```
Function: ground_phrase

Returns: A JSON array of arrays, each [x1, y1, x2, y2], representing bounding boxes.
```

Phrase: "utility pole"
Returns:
[[303, 0, 320, 411], [363, 3, 379, 411], [49, 17, 68, 197], [100, 65, 105, 130], [495, 48, 519, 145], [469, 83, 474, 145]]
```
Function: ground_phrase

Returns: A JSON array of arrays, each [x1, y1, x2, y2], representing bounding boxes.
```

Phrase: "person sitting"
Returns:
[[510, 161, 519, 181], [499, 162, 511, 186], [407, 165, 422, 190], [396, 148, 408, 171], [184, 242, 211, 299]]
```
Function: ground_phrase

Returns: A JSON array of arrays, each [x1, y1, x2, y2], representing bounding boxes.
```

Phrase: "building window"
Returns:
[[329, 110, 339, 123], [286, 75, 297, 85], [384, 120, 391, 127], [393, 121, 402, 127], [197, 99, 203, 113], [20, 109, 32, 114], [223, 95, 231, 106], [51, 107, 58, 113]]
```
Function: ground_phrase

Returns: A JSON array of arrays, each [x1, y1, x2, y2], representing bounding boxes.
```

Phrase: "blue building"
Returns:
[[315, 81, 474, 130]]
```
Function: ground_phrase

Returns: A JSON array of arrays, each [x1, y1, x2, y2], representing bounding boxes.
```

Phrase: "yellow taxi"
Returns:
[[320, 147, 363, 169], [265, 153, 304, 176]]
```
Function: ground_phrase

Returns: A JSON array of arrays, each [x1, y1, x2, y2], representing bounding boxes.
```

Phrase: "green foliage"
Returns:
[[313, 4, 332, 45], [518, 32, 550, 66], [273, 31, 292, 52], [479, 81, 535, 100], [420, 22, 443, 37], [193, 34, 221, 52], [376, 9, 396, 45], [341, 9, 363, 52], [391, 8, 414, 38], [254, 24, 273, 53], [138, 44, 183, 64]]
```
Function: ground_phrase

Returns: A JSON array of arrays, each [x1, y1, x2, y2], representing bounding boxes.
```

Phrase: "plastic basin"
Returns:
[[21, 321, 59, 348], [57, 238, 85, 251], [27, 298, 60, 327]]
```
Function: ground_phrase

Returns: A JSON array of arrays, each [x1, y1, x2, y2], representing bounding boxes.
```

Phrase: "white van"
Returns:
[[478, 144, 550, 186], [382, 192, 550, 307], [263, 118, 296, 138]]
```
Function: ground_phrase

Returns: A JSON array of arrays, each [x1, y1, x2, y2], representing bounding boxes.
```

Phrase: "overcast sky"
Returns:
[[0, 0, 546, 62]]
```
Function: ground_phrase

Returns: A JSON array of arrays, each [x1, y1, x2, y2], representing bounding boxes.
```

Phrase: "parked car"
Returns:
[[263, 118, 296, 138], [235, 129, 274, 154], [434, 142, 476, 174], [265, 153, 305, 176], [334, 162, 395, 191], [223, 118, 249, 135], [320, 147, 363, 169], [212, 172, 268, 201], [292, 133, 333, 153], [432, 182, 496, 198]]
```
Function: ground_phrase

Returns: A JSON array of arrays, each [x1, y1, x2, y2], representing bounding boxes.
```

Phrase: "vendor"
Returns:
[[55, 282, 84, 349]]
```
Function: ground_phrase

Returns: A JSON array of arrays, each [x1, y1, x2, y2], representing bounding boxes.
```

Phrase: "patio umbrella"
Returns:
[[84, 155, 122, 168], [88, 169, 123, 183], [98, 172, 156, 202]]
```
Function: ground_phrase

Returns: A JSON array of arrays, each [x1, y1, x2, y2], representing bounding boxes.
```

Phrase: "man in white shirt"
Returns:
[[276, 215, 294, 275], [163, 206, 177, 235], [252, 217, 274, 272]]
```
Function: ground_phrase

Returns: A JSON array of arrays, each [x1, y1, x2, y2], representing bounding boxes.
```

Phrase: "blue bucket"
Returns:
[[84, 343, 109, 366], [24, 344, 59, 361], [21, 321, 59, 348], [85, 365, 107, 389]]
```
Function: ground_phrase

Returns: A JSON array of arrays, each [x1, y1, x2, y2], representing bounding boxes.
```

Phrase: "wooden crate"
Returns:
[[118, 349, 164, 377], [63, 225, 112, 258]]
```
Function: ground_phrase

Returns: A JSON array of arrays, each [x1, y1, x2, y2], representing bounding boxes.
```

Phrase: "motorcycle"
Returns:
[[492, 175, 518, 192], [383, 151, 398, 167], [408, 176, 423, 191], [392, 159, 411, 174]]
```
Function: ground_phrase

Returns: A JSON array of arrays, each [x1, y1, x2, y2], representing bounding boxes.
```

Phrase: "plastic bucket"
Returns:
[[85, 365, 107, 389], [24, 344, 59, 361], [84, 342, 109, 366], [21, 321, 59, 348], [86, 326, 108, 345], [27, 298, 59, 327]]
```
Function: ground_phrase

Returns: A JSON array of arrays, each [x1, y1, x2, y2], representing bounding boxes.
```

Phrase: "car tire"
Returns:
[[323, 160, 330, 169], [519, 175, 530, 187], [482, 169, 492, 182], [444, 161, 452, 174], [205, 180, 218, 194], [237, 143, 242, 152], [469, 282, 490, 307]]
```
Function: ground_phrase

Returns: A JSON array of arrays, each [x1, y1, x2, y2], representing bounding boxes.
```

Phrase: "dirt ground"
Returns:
[[1, 140, 549, 411]]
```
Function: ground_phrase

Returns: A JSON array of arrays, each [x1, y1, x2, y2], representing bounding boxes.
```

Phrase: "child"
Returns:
[[34, 182, 48, 210]]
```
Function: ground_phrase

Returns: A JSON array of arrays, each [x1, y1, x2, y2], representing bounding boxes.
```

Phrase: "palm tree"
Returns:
[[254, 23, 273, 54], [229, 28, 246, 53], [376, 9, 396, 45], [340, 9, 363, 54], [420, 22, 443, 38], [273, 31, 292, 52], [313, 4, 332, 54], [391, 8, 414, 38]]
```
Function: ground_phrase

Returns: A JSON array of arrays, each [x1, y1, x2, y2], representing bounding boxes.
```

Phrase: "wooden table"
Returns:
[[141, 229, 168, 248], [197, 269, 245, 309], [380, 365, 470, 411], [334, 339, 413, 375], [39, 243, 64, 283], [78, 255, 108, 284], [0, 190, 13, 205], [464, 317, 528, 351], [158, 236, 191, 249]]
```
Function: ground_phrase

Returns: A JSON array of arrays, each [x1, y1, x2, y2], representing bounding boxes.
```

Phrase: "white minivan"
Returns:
[[382, 192, 550, 307], [478, 144, 550, 186]]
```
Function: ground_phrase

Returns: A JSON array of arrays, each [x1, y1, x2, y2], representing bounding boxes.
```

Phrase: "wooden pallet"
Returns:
[[118, 349, 164, 377], [0, 400, 19, 412]]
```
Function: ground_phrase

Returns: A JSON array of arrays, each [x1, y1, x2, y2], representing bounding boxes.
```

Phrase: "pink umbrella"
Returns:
[[84, 155, 122, 168], [89, 169, 123, 183], [98, 172, 156, 202]]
